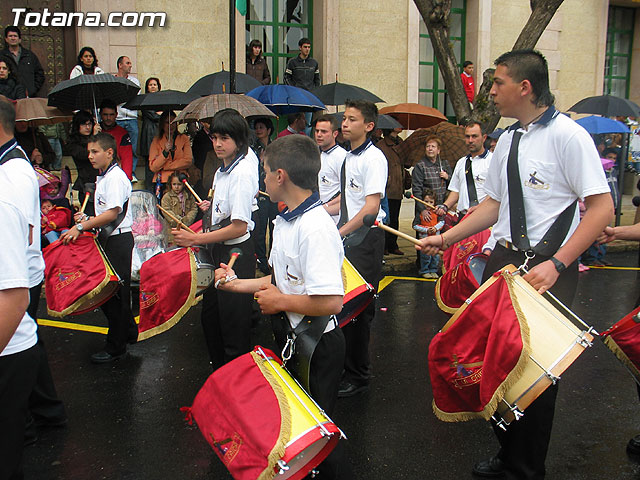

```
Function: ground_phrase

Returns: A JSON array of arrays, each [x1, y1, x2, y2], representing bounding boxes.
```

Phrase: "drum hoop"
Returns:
[[284, 422, 338, 451]]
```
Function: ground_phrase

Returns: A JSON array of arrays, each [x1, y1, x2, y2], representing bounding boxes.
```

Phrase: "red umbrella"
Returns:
[[380, 103, 447, 130]]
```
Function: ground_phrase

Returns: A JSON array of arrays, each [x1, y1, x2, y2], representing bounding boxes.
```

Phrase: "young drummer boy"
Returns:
[[173, 109, 257, 371], [61, 132, 136, 364], [215, 134, 346, 418], [324, 99, 387, 397]]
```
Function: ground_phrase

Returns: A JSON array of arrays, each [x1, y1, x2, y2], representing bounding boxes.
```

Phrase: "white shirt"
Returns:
[[343, 139, 387, 225], [117, 75, 140, 121], [448, 149, 492, 212], [95, 163, 133, 233], [270, 194, 344, 332], [319, 143, 345, 224], [69, 65, 105, 79], [485, 108, 610, 247], [0, 200, 37, 356], [0, 141, 45, 287], [211, 153, 259, 231]]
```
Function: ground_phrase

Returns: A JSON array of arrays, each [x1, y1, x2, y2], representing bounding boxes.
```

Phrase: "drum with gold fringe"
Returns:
[[602, 306, 640, 385], [43, 233, 120, 317]]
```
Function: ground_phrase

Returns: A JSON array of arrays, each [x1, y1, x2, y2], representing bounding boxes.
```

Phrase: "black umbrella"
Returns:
[[331, 112, 402, 130], [123, 90, 199, 110], [47, 73, 140, 112], [312, 81, 384, 106], [569, 94, 640, 117], [187, 70, 262, 96]]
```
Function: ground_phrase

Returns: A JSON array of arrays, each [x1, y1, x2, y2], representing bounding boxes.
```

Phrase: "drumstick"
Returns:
[[215, 248, 243, 288], [157, 205, 196, 234], [178, 173, 203, 203], [208, 188, 214, 199], [362, 214, 422, 246], [259, 190, 270, 198], [404, 191, 458, 218], [79, 191, 91, 214]]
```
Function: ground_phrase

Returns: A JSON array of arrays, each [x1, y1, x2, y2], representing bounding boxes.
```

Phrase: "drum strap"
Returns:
[[464, 156, 479, 207], [0, 144, 31, 166], [507, 131, 577, 256], [98, 200, 129, 244], [337, 160, 370, 248], [269, 274, 332, 393]]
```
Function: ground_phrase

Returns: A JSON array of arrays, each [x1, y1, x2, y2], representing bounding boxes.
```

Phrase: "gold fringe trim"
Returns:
[[604, 336, 640, 384], [138, 248, 198, 341], [434, 277, 460, 314], [432, 270, 532, 422], [251, 351, 292, 480], [47, 244, 115, 318]]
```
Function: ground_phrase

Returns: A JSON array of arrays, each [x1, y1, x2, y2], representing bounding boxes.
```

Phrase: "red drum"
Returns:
[[435, 253, 488, 313], [43, 233, 120, 317], [138, 247, 198, 341], [336, 258, 375, 327], [442, 226, 491, 273], [602, 306, 640, 384], [441, 211, 459, 233], [187, 346, 343, 480]]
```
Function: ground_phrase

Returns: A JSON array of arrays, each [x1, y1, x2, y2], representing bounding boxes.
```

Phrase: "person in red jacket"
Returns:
[[460, 61, 475, 104], [98, 100, 133, 179]]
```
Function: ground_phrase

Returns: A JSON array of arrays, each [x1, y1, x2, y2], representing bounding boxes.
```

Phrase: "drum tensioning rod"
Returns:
[[255, 347, 345, 440]]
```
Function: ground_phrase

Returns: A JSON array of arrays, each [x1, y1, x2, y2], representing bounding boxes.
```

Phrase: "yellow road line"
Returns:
[[586, 266, 640, 271], [37, 315, 141, 335], [379, 275, 432, 292]]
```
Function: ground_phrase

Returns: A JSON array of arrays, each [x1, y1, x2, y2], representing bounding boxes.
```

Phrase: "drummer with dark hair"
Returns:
[[419, 49, 613, 479], [172, 108, 257, 371], [215, 134, 346, 479], [61, 132, 136, 364]]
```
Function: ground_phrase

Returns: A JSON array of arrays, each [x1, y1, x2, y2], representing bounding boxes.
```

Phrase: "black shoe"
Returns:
[[127, 332, 138, 344], [24, 417, 38, 446], [91, 350, 126, 364], [34, 417, 68, 429], [472, 456, 505, 478], [337, 381, 369, 398], [628, 435, 640, 455]]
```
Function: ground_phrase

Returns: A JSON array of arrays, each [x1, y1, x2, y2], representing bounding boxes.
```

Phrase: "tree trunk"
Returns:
[[414, 0, 564, 129], [413, 0, 472, 123]]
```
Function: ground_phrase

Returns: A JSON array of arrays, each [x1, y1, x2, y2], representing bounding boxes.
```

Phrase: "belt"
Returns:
[[112, 227, 132, 236], [498, 239, 521, 252], [224, 232, 250, 245]]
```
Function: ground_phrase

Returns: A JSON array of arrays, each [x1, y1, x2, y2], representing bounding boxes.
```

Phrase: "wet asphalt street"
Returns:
[[21, 250, 640, 480]]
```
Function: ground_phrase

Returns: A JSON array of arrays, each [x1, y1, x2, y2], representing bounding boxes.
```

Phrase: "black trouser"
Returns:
[[27, 283, 66, 425], [100, 232, 136, 355], [0, 344, 39, 480], [201, 237, 256, 370], [342, 227, 385, 385], [482, 244, 578, 480], [253, 197, 278, 265], [385, 198, 402, 252]]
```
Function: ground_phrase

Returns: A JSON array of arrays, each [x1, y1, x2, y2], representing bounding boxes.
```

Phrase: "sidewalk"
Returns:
[[383, 195, 640, 274]]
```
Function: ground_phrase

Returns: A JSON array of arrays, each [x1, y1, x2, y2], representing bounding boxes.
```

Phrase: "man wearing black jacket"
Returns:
[[284, 37, 320, 91], [1, 26, 45, 97]]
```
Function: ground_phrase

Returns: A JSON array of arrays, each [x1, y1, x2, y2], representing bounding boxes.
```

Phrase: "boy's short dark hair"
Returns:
[[99, 99, 117, 111], [344, 99, 378, 128], [494, 49, 554, 108], [0, 100, 15, 133], [264, 135, 320, 191], [423, 188, 436, 201], [463, 60, 473, 68], [299, 37, 311, 47], [4, 26, 21, 39], [211, 108, 250, 156], [88, 132, 119, 161], [313, 114, 339, 132]]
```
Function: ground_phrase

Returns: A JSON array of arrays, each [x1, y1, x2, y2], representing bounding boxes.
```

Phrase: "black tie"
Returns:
[[506, 131, 531, 251], [464, 156, 479, 207]]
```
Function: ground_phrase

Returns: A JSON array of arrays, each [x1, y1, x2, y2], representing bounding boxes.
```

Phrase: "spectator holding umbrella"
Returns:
[[69, 47, 104, 78], [0, 55, 26, 100], [139, 77, 162, 191], [149, 110, 193, 198], [246, 39, 271, 86], [64, 110, 99, 213]]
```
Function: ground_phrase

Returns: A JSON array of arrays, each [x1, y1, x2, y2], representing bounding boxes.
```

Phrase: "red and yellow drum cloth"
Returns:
[[602, 306, 640, 384]]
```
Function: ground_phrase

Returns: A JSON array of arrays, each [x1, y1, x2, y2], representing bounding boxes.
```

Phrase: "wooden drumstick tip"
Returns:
[[79, 191, 91, 214], [180, 176, 203, 203], [227, 248, 242, 269]]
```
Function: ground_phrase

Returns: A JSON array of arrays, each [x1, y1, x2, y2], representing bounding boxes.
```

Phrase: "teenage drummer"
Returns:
[[215, 134, 346, 478], [419, 50, 613, 479], [61, 132, 136, 364], [172, 108, 257, 371]]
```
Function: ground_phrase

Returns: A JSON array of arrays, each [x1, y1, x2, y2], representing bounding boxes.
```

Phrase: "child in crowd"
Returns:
[[412, 189, 444, 278], [40, 199, 71, 244], [40, 166, 72, 209], [161, 172, 197, 243], [215, 134, 345, 479]]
